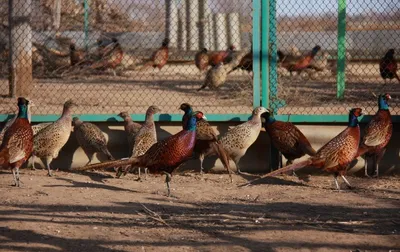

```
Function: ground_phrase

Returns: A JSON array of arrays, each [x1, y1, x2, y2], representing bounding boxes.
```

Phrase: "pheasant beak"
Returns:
[[202, 115, 207, 120], [387, 94, 392, 100]]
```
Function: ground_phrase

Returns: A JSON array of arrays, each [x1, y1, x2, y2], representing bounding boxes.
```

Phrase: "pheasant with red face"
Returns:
[[357, 94, 392, 177], [208, 45, 235, 67], [73, 108, 198, 197], [0, 97, 34, 187], [379, 49, 400, 84], [248, 108, 363, 190], [180, 103, 232, 182]]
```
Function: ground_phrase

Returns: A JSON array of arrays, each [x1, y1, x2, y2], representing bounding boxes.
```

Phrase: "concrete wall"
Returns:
[[28, 122, 400, 176]]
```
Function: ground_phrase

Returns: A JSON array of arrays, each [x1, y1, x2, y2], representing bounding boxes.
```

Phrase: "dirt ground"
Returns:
[[0, 168, 399, 252]]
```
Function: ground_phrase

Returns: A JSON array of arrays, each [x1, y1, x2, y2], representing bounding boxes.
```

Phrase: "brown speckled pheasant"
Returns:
[[357, 94, 392, 177], [117, 105, 161, 180], [180, 103, 232, 181], [250, 108, 363, 190], [0, 97, 33, 187], [32, 100, 77, 176], [261, 109, 316, 173], [117, 112, 142, 154], [32, 123, 52, 136], [214, 107, 268, 174], [198, 48, 250, 91], [73, 117, 114, 166]]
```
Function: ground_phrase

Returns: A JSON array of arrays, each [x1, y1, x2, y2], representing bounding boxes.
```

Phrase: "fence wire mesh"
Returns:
[[273, 0, 400, 116], [0, 0, 253, 117], [0, 0, 399, 120]]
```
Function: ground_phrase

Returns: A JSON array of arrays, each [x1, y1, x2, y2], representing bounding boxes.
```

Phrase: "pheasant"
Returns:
[[208, 45, 235, 67], [209, 107, 268, 174], [90, 37, 124, 76], [180, 103, 232, 181], [379, 49, 400, 84], [228, 48, 253, 74], [117, 111, 142, 154], [73, 110, 198, 197], [250, 108, 363, 190], [357, 94, 392, 178], [72, 117, 114, 166], [0, 97, 33, 187], [32, 123, 52, 136], [32, 99, 76, 176], [0, 100, 34, 145], [116, 105, 161, 180], [69, 44, 86, 66], [140, 38, 170, 71], [197, 47, 251, 91], [195, 48, 209, 75], [261, 109, 316, 172], [278, 45, 321, 75]]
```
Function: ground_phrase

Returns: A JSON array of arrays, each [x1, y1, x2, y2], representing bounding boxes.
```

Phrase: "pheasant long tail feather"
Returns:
[[73, 157, 140, 171], [243, 159, 314, 186]]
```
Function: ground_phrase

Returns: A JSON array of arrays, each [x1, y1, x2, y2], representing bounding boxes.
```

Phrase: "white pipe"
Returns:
[[213, 13, 228, 51], [227, 12, 241, 50], [165, 0, 178, 48], [186, 0, 199, 50]]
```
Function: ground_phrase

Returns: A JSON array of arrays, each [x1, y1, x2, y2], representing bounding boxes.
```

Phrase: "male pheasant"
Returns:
[[357, 94, 392, 178], [140, 38, 170, 71], [198, 47, 251, 91], [180, 103, 232, 181], [117, 111, 142, 155], [250, 108, 363, 190], [212, 107, 268, 174], [195, 48, 209, 75], [73, 117, 114, 166], [73, 110, 198, 197], [0, 97, 33, 187], [116, 105, 161, 180], [279, 45, 321, 75], [32, 100, 76, 176], [261, 109, 316, 172], [379, 49, 400, 84]]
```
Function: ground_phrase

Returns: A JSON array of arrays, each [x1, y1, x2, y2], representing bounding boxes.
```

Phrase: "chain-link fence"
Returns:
[[0, 0, 253, 119], [0, 0, 399, 121], [271, 0, 400, 116]]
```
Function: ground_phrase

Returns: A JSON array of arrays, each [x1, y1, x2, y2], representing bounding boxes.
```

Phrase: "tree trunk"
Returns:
[[8, 0, 33, 98]]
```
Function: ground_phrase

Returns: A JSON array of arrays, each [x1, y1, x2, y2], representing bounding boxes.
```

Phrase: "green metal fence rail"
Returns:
[[0, 0, 399, 123]]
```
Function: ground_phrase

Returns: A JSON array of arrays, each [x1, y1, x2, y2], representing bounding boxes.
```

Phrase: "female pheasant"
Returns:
[[251, 108, 363, 190], [357, 94, 392, 178], [117, 111, 142, 155], [32, 99, 76, 176], [0, 97, 33, 187], [73, 111, 198, 197], [180, 103, 232, 182], [117, 105, 161, 180], [214, 106, 268, 174], [72, 117, 114, 166], [261, 109, 316, 172]]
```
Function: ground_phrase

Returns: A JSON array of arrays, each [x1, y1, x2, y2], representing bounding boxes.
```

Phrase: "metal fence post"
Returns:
[[84, 0, 90, 51], [8, 0, 33, 98], [261, 0, 269, 109], [336, 0, 346, 99], [252, 0, 261, 108]]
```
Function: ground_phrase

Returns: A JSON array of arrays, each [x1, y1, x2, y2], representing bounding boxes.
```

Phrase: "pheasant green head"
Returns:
[[378, 93, 391, 110], [17, 97, 30, 119], [261, 108, 275, 124], [348, 108, 362, 127], [185, 113, 197, 131]]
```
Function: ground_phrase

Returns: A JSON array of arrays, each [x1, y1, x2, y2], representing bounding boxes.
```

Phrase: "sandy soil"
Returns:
[[0, 168, 399, 252]]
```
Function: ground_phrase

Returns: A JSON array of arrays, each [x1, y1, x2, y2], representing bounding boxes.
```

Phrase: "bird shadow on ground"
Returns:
[[42, 177, 137, 193]]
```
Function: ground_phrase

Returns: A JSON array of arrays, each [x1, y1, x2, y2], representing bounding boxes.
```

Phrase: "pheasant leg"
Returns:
[[164, 172, 172, 197], [341, 175, 353, 189], [373, 148, 386, 178], [364, 155, 370, 177], [333, 174, 341, 191], [46, 158, 53, 177]]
